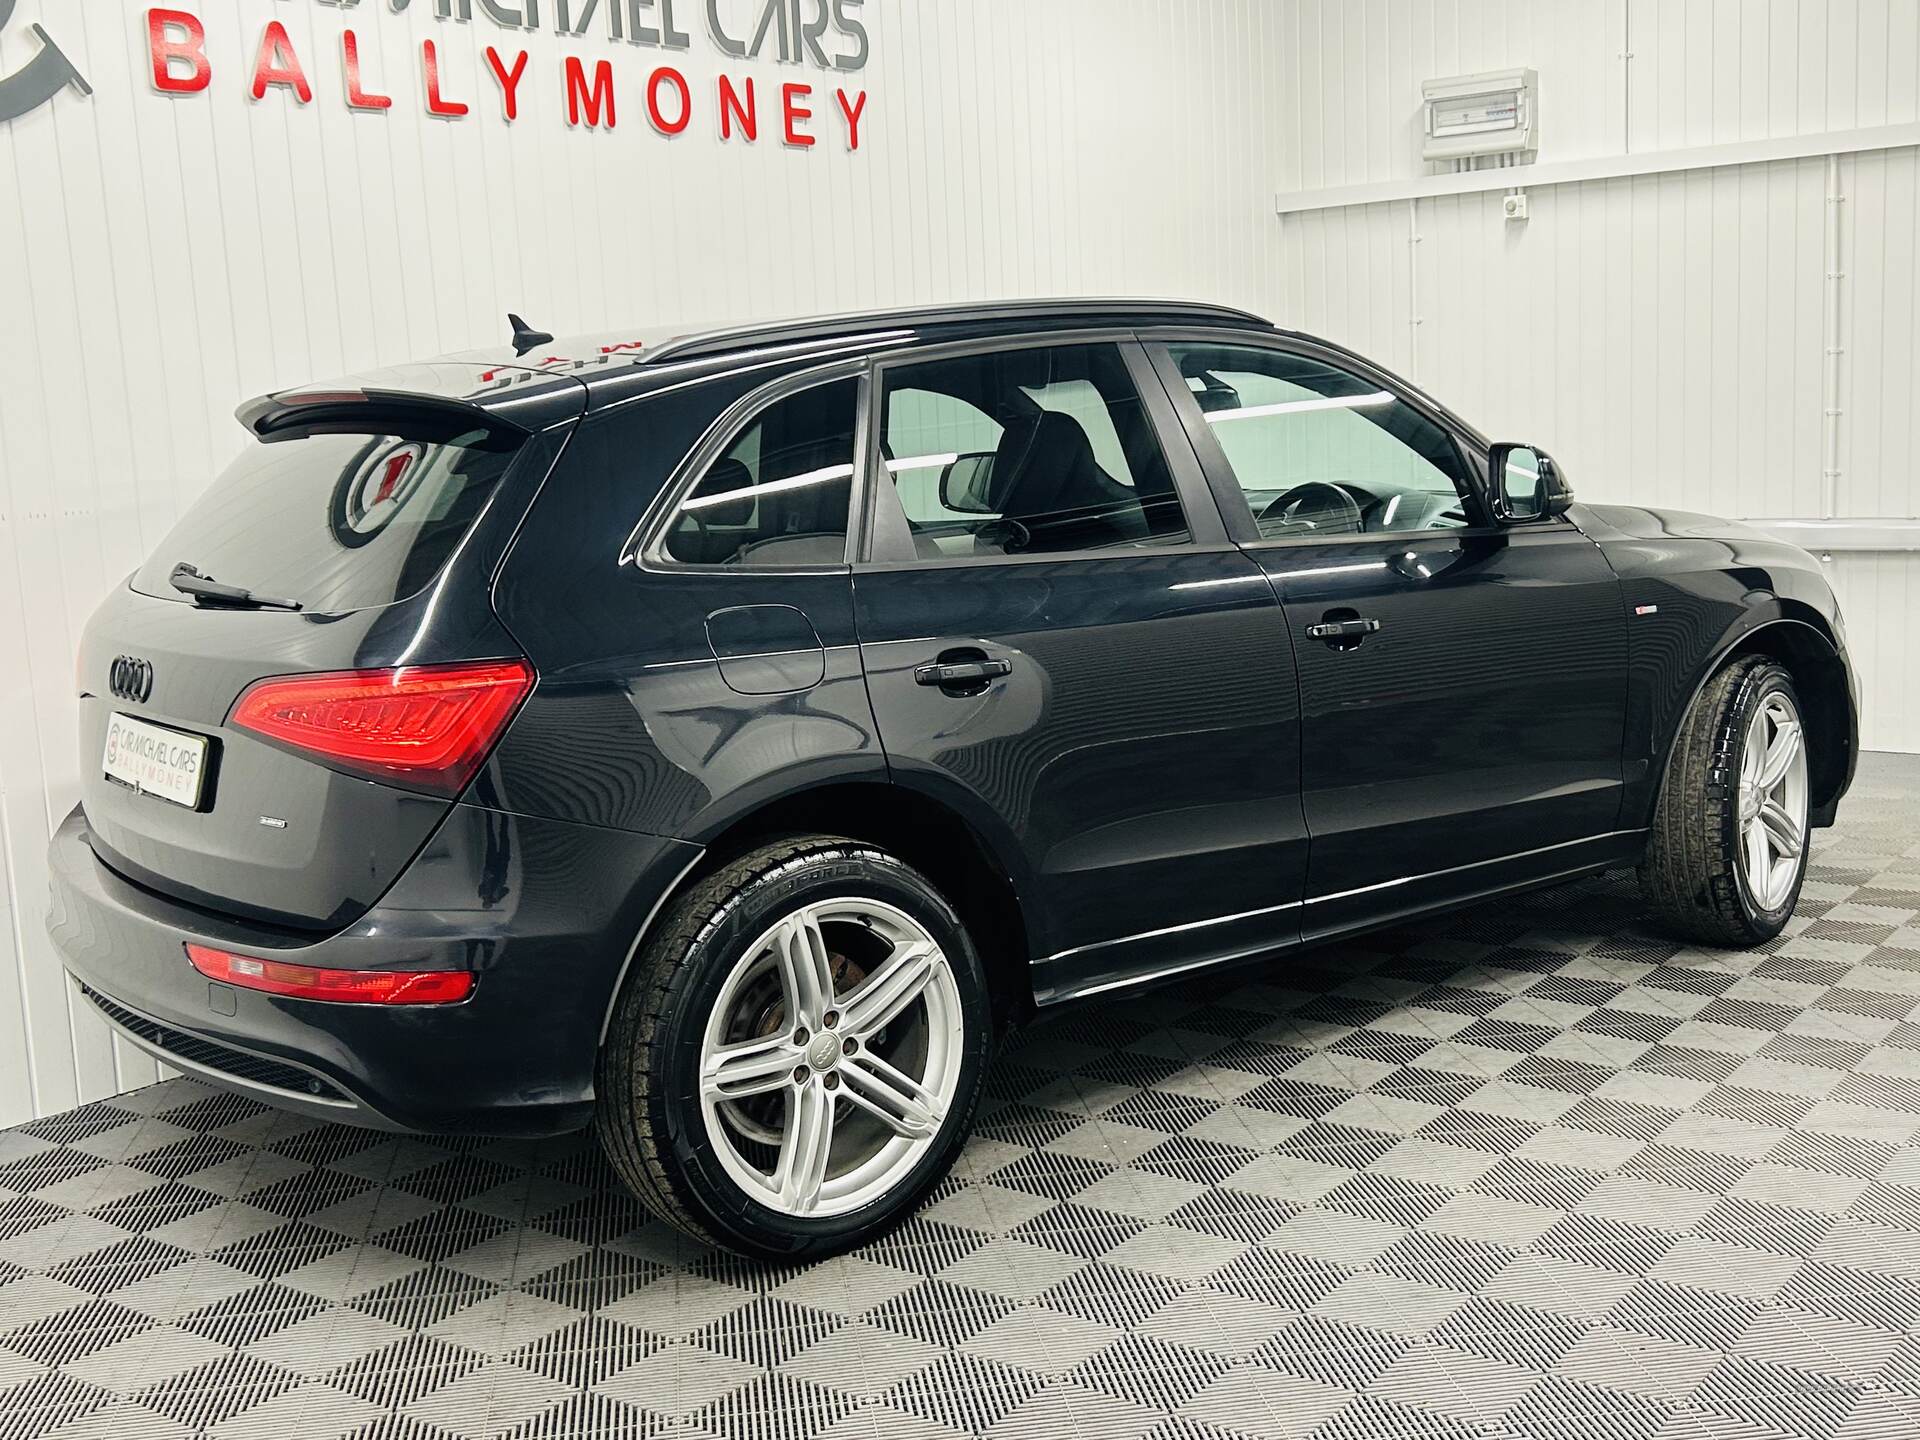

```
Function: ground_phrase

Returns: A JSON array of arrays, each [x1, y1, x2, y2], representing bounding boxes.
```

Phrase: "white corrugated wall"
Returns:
[[1271, 0, 1920, 753], [0, 0, 1299, 1124], [3, 1, 1919, 1124]]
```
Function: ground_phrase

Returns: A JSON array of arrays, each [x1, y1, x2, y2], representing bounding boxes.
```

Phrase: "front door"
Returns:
[[1150, 337, 1631, 940], [852, 338, 1307, 1001]]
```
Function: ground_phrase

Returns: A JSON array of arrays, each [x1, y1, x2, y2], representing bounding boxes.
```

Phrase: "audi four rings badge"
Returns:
[[109, 656, 154, 705]]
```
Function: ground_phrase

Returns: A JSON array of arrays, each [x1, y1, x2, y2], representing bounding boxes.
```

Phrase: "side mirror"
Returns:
[[1487, 443, 1573, 524], [1185, 372, 1243, 414], [938, 452, 998, 515]]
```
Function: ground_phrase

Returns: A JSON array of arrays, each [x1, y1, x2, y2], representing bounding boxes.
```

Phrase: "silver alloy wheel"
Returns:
[[697, 898, 963, 1218], [1738, 690, 1809, 911]]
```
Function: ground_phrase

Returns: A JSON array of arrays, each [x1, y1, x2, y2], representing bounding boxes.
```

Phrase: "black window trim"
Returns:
[[623, 355, 873, 575], [855, 327, 1229, 569], [1137, 327, 1562, 550]]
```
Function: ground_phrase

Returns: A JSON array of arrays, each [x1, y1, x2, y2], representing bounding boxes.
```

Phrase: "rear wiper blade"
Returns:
[[169, 562, 302, 612]]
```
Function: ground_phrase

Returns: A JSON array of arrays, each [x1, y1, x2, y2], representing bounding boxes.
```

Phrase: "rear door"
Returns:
[[1146, 335, 1630, 940], [851, 336, 1307, 1002]]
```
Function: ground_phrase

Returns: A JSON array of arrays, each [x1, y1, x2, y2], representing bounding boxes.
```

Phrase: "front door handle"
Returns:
[[914, 657, 1012, 688], [1305, 618, 1381, 641]]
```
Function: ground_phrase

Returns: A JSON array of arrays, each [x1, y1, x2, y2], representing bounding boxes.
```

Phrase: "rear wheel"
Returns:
[[596, 836, 991, 1259], [1640, 657, 1811, 946]]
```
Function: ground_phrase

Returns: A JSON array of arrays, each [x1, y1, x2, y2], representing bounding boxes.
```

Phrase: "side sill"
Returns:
[[1032, 830, 1647, 1009]]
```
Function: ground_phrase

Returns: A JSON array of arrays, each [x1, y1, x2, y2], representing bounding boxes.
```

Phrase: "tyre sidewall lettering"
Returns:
[[647, 846, 990, 1254], [1641, 656, 1810, 948]]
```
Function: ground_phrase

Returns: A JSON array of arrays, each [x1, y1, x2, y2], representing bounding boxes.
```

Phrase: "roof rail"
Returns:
[[642, 298, 1272, 366]]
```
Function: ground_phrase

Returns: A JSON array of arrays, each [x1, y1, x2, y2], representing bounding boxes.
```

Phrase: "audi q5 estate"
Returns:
[[49, 299, 1858, 1257]]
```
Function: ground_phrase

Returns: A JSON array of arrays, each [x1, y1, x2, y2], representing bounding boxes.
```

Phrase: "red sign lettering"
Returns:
[[647, 66, 690, 136], [423, 41, 469, 118], [565, 56, 615, 129], [782, 82, 814, 148], [147, 9, 210, 96], [484, 47, 528, 123], [343, 31, 391, 112], [250, 21, 311, 105]]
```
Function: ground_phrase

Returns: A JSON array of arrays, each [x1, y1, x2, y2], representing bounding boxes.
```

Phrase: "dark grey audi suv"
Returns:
[[49, 299, 1857, 1257]]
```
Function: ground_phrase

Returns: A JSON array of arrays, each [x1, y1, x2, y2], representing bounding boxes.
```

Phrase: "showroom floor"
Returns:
[[3, 757, 1919, 1440]]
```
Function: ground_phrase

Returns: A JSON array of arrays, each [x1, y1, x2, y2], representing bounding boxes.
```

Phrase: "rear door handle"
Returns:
[[914, 658, 1012, 687], [1305, 618, 1381, 640]]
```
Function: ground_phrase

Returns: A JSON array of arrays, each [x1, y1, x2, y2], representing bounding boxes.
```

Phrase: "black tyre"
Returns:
[[1639, 657, 1812, 946], [595, 835, 992, 1260]]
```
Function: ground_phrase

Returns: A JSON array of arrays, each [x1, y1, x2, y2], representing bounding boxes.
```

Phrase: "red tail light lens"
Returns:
[[186, 944, 474, 1005], [229, 659, 533, 795]]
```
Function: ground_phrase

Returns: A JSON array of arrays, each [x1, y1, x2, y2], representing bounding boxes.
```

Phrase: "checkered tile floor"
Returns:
[[6, 755, 1920, 1440]]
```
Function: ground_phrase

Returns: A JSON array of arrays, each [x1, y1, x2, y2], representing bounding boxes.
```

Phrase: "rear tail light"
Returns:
[[186, 944, 474, 1005], [228, 659, 532, 796]]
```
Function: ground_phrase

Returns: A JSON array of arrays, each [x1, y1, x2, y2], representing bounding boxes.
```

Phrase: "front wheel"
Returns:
[[1640, 657, 1812, 946], [596, 836, 991, 1259]]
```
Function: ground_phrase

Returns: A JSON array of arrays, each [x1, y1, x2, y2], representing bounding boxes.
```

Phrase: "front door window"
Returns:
[[1165, 343, 1475, 538]]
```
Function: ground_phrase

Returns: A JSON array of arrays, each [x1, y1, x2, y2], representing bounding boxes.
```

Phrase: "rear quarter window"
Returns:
[[132, 431, 521, 612], [660, 379, 859, 568]]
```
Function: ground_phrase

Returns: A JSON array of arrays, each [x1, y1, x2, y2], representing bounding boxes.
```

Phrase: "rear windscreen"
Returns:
[[131, 430, 519, 612]]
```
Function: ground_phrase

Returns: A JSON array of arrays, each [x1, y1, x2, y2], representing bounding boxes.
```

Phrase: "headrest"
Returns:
[[988, 411, 1101, 517]]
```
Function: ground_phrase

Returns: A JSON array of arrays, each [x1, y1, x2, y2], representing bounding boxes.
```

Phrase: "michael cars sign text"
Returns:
[[143, 0, 870, 148]]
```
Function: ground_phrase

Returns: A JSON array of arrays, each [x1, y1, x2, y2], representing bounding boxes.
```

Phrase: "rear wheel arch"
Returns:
[[610, 780, 1037, 1037]]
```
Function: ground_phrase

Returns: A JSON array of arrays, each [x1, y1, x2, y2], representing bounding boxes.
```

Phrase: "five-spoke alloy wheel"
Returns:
[[699, 898, 965, 1218], [597, 836, 991, 1259], [1737, 691, 1809, 913]]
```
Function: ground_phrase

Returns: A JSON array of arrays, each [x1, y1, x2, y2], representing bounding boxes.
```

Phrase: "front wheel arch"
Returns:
[[1639, 657, 1813, 945], [1647, 617, 1854, 832]]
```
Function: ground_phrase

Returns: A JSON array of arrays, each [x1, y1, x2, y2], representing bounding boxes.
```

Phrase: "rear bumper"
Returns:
[[47, 802, 700, 1136]]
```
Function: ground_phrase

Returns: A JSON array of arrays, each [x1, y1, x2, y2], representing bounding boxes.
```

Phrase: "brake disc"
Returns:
[[716, 946, 868, 1148]]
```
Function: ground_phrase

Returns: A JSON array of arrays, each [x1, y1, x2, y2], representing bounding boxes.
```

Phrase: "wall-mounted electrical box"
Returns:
[[1422, 69, 1538, 162]]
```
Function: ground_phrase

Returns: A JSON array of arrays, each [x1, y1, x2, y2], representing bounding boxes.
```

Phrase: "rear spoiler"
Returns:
[[236, 389, 531, 450]]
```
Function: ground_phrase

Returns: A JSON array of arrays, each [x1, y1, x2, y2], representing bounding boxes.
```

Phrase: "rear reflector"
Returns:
[[186, 944, 475, 1005], [228, 658, 532, 796]]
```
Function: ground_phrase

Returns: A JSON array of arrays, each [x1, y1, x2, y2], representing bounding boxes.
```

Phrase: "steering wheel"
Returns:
[[1259, 481, 1364, 536], [976, 517, 1032, 555]]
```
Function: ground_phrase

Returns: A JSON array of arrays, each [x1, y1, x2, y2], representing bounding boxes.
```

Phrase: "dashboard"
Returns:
[[1246, 479, 1468, 538]]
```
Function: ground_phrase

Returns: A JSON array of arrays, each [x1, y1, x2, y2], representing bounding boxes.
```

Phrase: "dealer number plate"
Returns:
[[103, 712, 208, 809]]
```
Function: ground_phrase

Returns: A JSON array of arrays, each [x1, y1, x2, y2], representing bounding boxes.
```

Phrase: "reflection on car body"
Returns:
[[49, 300, 1857, 1259]]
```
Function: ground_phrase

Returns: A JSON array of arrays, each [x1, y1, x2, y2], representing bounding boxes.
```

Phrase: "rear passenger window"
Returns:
[[664, 380, 858, 566], [878, 344, 1189, 559]]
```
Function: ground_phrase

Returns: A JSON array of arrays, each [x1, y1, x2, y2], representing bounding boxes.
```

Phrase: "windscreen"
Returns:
[[131, 429, 519, 612]]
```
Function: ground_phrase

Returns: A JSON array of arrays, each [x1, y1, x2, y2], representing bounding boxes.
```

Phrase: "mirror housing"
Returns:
[[938, 452, 998, 515], [1487, 443, 1574, 524]]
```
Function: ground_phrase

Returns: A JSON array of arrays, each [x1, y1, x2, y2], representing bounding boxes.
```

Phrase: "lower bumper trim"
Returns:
[[77, 981, 359, 1111]]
